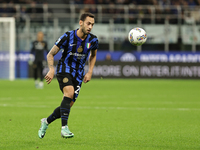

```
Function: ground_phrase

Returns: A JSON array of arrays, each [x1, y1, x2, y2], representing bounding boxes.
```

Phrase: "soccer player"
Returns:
[[29, 31, 48, 89], [38, 12, 98, 139]]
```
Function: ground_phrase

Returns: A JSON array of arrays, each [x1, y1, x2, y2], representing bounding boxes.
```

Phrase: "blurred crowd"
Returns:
[[71, 0, 200, 6], [0, 0, 47, 20], [0, 0, 45, 4], [70, 0, 200, 24], [0, 0, 200, 24], [0, 0, 200, 5]]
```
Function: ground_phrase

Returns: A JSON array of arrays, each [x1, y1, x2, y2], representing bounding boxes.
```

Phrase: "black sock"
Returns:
[[47, 106, 61, 124], [60, 97, 72, 126]]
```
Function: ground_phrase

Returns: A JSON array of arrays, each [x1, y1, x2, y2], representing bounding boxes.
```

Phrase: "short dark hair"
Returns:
[[80, 12, 95, 21]]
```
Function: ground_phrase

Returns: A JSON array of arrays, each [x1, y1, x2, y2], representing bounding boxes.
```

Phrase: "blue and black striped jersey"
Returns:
[[55, 29, 98, 82]]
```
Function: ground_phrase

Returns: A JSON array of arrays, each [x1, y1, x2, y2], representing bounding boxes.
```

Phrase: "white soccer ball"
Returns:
[[128, 27, 147, 46]]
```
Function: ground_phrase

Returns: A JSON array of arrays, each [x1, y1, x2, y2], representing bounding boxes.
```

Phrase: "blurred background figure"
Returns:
[[29, 31, 48, 89], [105, 53, 112, 62]]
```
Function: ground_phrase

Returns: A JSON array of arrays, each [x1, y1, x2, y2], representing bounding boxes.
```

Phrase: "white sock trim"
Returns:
[[62, 126, 68, 129]]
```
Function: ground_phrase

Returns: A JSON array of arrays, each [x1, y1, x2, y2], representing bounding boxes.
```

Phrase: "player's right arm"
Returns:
[[44, 45, 60, 84]]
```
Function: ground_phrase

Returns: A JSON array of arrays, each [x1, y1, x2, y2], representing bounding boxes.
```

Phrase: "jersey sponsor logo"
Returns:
[[69, 52, 86, 59], [70, 44, 76, 46], [77, 46, 83, 53], [63, 77, 68, 83]]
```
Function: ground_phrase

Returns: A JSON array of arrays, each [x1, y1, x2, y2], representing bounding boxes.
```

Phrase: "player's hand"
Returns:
[[44, 69, 55, 84], [83, 72, 92, 83], [28, 54, 34, 65]]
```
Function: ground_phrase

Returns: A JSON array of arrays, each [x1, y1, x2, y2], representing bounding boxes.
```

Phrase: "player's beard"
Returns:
[[81, 26, 89, 36]]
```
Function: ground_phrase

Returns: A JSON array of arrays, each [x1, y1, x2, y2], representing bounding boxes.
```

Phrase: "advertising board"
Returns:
[[85, 62, 200, 79]]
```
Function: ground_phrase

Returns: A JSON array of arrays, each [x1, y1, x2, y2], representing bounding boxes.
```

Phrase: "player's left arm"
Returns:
[[83, 49, 97, 83]]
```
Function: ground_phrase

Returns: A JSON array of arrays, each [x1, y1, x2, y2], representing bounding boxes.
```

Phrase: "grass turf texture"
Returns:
[[0, 79, 200, 150]]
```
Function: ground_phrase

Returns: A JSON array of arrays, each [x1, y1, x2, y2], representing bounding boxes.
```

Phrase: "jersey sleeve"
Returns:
[[91, 38, 98, 50], [55, 33, 68, 49]]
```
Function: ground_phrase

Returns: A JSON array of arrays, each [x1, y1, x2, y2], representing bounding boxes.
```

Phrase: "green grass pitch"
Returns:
[[0, 78, 200, 150]]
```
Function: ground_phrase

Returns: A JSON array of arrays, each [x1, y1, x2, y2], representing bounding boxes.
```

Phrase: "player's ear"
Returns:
[[79, 20, 83, 26]]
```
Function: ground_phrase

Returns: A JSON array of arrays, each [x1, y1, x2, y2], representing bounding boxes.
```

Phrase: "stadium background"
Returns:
[[0, 0, 200, 79]]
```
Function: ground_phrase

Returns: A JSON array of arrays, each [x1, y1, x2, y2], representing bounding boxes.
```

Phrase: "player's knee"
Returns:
[[63, 86, 74, 99], [63, 90, 74, 99], [64, 93, 74, 99]]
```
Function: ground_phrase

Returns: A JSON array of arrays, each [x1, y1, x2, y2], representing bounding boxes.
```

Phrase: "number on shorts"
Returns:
[[75, 85, 80, 94]]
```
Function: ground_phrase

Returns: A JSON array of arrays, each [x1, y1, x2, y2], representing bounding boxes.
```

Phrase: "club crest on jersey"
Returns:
[[87, 43, 91, 49], [77, 46, 83, 53], [63, 77, 68, 83]]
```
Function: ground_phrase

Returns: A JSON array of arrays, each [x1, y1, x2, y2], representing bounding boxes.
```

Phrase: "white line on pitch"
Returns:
[[0, 104, 200, 111], [0, 104, 48, 108], [73, 106, 200, 111]]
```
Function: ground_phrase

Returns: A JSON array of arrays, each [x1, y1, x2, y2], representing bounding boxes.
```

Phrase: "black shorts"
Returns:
[[56, 73, 82, 102]]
